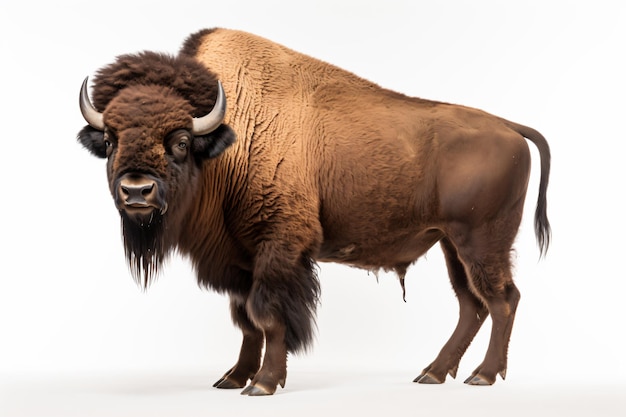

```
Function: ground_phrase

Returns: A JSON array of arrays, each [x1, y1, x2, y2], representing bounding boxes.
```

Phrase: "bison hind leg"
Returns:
[[441, 224, 521, 386], [414, 238, 489, 384]]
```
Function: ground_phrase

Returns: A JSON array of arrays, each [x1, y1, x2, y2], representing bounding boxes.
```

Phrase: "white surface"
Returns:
[[1, 0, 625, 415], [1, 370, 624, 417]]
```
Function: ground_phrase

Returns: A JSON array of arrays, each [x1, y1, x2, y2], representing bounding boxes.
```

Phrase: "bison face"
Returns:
[[77, 80, 235, 285]]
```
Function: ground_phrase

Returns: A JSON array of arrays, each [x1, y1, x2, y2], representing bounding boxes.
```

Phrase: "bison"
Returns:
[[77, 28, 551, 395]]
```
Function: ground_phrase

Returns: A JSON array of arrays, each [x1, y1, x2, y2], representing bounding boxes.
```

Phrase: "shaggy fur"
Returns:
[[91, 51, 220, 116]]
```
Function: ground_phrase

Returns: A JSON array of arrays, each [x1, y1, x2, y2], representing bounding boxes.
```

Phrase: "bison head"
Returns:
[[76, 52, 236, 286]]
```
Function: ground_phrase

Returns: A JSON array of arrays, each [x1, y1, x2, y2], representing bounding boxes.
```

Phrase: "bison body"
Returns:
[[78, 28, 550, 395]]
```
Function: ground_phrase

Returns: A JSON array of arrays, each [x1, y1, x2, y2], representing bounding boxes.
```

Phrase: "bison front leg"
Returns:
[[214, 298, 263, 389], [240, 319, 288, 396], [240, 242, 320, 396]]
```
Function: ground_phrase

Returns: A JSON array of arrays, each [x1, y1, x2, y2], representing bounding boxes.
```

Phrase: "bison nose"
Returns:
[[122, 182, 154, 205], [118, 175, 157, 207]]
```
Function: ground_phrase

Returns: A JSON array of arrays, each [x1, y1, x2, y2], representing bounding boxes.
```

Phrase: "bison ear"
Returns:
[[77, 125, 108, 158], [192, 124, 236, 160]]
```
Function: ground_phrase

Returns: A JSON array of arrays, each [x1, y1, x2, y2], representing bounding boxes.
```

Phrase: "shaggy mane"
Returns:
[[91, 51, 220, 117]]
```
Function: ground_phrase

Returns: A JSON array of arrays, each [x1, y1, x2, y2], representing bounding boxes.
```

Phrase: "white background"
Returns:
[[1, 1, 624, 416]]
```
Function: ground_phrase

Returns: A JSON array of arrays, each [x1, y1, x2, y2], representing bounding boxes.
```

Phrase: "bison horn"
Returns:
[[192, 81, 227, 135], [79, 77, 105, 131]]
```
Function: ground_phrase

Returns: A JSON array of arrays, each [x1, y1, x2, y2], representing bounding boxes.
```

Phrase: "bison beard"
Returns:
[[120, 211, 166, 289]]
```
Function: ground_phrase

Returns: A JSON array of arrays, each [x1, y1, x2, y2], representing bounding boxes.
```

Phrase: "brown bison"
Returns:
[[77, 28, 550, 395]]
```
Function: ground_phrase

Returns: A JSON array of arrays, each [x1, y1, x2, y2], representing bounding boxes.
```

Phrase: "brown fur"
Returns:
[[77, 28, 551, 395]]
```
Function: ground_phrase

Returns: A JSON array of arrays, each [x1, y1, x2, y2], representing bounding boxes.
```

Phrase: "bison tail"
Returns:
[[505, 120, 552, 258]]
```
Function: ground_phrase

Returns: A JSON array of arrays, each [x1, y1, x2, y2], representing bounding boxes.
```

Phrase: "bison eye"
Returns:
[[104, 141, 113, 158], [170, 134, 190, 162], [103, 131, 115, 158], [166, 129, 192, 162]]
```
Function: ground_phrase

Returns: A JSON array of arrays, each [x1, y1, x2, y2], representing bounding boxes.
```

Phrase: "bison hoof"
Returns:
[[413, 373, 444, 384], [213, 377, 245, 389], [241, 384, 274, 396], [463, 374, 494, 385]]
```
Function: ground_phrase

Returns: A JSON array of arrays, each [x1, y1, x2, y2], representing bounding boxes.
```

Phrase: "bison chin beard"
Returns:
[[120, 210, 167, 289]]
